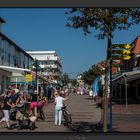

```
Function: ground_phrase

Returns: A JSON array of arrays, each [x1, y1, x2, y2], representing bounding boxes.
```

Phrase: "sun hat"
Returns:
[[14, 88, 19, 94], [34, 90, 38, 94]]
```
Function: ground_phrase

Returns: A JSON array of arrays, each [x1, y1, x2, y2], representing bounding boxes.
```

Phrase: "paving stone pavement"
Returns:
[[0, 93, 102, 132], [112, 104, 140, 132]]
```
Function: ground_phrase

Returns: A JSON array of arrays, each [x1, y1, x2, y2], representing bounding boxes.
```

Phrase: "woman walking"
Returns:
[[15, 91, 27, 113]]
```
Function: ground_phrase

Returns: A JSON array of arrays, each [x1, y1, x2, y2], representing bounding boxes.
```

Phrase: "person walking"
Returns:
[[0, 90, 15, 129], [30, 90, 39, 117], [15, 91, 27, 113], [54, 91, 68, 126], [10, 89, 19, 106], [89, 86, 93, 99]]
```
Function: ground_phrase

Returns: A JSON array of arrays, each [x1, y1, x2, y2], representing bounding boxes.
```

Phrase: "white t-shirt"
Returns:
[[55, 96, 65, 108]]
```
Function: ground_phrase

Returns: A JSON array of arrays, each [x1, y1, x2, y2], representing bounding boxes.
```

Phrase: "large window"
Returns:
[[8, 54, 10, 65]]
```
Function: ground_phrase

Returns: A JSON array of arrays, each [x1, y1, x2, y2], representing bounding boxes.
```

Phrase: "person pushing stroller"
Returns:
[[0, 89, 15, 130]]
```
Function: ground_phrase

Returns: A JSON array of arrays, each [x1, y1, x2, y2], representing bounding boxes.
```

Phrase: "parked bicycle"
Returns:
[[62, 105, 72, 126]]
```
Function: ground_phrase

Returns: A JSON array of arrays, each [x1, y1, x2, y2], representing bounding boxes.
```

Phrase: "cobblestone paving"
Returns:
[[112, 104, 140, 132], [0, 94, 101, 132]]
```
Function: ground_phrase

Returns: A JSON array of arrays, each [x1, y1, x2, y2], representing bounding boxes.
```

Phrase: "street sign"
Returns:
[[112, 50, 131, 55], [112, 44, 131, 49], [25, 74, 33, 82], [112, 44, 131, 60], [112, 55, 131, 60], [123, 55, 131, 60]]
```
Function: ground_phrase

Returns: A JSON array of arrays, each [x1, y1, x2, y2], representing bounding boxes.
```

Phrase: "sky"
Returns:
[[0, 8, 140, 78]]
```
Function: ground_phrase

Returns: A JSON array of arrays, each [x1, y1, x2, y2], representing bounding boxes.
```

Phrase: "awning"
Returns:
[[112, 70, 140, 108], [113, 70, 140, 82], [0, 65, 31, 74]]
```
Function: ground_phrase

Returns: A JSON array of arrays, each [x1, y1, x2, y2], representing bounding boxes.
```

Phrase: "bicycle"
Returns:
[[61, 105, 72, 126], [37, 98, 46, 120], [37, 105, 45, 120]]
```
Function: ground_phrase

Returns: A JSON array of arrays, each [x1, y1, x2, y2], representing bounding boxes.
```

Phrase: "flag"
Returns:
[[92, 77, 99, 96]]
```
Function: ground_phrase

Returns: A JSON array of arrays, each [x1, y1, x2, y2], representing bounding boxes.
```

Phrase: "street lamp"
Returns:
[[32, 58, 40, 90]]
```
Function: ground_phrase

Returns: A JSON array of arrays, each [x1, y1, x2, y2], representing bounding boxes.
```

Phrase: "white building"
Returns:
[[27, 51, 62, 85], [0, 17, 33, 92]]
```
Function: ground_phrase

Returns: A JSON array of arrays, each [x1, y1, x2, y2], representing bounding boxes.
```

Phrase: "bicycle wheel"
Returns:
[[63, 110, 72, 125], [65, 110, 72, 123], [67, 114, 72, 124], [40, 110, 45, 120]]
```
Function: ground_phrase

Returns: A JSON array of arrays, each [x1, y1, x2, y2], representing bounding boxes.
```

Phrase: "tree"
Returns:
[[66, 8, 140, 132], [81, 65, 102, 85], [70, 79, 78, 87], [61, 73, 70, 86], [66, 8, 139, 39]]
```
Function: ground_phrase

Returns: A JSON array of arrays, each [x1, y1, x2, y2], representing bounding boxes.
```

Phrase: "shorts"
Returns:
[[30, 102, 38, 109], [1, 110, 10, 122]]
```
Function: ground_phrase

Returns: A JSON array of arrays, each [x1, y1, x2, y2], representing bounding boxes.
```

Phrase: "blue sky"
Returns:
[[0, 8, 140, 78]]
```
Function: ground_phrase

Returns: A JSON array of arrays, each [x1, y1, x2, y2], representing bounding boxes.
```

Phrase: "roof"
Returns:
[[0, 32, 33, 60], [27, 51, 56, 54]]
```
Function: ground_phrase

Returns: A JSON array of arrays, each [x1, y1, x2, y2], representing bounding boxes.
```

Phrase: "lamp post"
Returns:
[[33, 59, 40, 90]]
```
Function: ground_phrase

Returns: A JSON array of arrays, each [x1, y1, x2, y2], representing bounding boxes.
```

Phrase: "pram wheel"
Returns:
[[17, 126, 22, 130], [30, 122, 36, 130], [18, 119, 30, 129], [30, 125, 35, 130]]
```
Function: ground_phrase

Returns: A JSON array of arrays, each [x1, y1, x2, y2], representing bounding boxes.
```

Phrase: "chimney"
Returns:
[[0, 17, 6, 32]]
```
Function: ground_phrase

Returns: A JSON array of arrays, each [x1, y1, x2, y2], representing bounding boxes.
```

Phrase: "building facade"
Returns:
[[27, 51, 62, 86], [0, 17, 33, 92], [120, 36, 140, 72]]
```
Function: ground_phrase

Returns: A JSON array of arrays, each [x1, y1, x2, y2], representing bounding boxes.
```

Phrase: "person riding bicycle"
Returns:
[[54, 91, 69, 126]]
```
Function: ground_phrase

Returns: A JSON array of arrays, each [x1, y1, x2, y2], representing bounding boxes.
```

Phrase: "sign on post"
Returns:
[[112, 44, 131, 60], [25, 74, 33, 82]]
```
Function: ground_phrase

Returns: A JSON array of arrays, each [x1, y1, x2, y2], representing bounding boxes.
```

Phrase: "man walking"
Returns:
[[0, 90, 15, 129], [54, 91, 68, 126]]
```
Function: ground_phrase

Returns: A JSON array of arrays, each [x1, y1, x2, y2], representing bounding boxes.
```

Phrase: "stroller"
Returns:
[[10, 105, 27, 121], [15, 107, 37, 130], [10, 107, 18, 121]]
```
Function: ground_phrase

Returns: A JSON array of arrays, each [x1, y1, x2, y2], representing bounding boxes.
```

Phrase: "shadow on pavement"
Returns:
[[85, 97, 94, 100], [67, 121, 103, 132]]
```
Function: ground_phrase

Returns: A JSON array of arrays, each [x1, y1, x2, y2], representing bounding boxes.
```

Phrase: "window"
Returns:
[[8, 54, 10, 64], [23, 62, 25, 68], [1, 55, 4, 65], [13, 55, 17, 66]]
